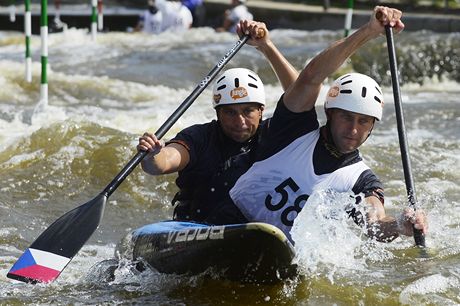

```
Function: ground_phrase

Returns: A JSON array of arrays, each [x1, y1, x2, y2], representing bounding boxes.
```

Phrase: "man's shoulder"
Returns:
[[268, 96, 319, 135], [174, 120, 219, 140], [183, 120, 217, 130], [353, 167, 384, 197], [169, 120, 220, 157]]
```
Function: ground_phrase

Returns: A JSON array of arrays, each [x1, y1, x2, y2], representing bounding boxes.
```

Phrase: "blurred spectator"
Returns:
[[135, 0, 163, 33], [182, 0, 206, 27], [136, 0, 192, 34], [158, 0, 193, 31], [216, 0, 253, 33]]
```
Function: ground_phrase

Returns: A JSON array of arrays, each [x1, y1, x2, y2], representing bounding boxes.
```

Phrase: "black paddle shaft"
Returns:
[[385, 26, 425, 247], [102, 36, 250, 198]]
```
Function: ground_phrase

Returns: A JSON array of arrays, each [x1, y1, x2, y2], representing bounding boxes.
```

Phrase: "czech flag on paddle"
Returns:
[[7, 248, 71, 283]]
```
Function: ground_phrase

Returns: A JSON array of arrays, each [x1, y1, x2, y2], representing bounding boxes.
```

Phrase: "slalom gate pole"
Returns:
[[40, 0, 48, 105], [91, 0, 97, 40], [25, 0, 32, 82], [344, 0, 353, 37]]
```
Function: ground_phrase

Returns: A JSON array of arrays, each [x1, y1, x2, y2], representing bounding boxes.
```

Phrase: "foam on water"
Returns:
[[400, 273, 460, 304]]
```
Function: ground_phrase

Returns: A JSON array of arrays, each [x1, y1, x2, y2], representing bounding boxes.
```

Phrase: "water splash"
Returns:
[[291, 190, 392, 283]]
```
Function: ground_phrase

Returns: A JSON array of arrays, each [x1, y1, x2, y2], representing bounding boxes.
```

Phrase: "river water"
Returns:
[[0, 26, 459, 305]]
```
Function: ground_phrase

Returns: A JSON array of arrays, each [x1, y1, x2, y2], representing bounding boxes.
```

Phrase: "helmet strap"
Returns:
[[324, 109, 343, 157], [323, 121, 343, 158], [365, 119, 376, 141]]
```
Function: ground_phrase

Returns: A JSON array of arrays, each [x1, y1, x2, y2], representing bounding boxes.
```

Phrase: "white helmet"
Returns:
[[212, 68, 265, 109], [325, 73, 384, 120]]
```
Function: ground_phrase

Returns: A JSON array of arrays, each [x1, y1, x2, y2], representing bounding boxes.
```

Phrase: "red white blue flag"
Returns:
[[7, 248, 70, 283]]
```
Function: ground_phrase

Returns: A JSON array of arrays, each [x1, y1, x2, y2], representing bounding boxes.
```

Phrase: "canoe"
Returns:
[[117, 220, 297, 283]]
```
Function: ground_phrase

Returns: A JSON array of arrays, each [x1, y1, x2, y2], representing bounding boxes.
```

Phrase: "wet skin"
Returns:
[[327, 108, 375, 154], [216, 103, 264, 143]]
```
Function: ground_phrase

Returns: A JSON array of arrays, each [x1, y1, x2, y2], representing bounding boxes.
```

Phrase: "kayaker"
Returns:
[[137, 20, 299, 222], [213, 6, 429, 243]]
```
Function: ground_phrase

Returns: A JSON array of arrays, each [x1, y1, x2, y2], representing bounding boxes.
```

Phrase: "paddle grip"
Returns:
[[385, 26, 425, 248], [102, 36, 250, 198]]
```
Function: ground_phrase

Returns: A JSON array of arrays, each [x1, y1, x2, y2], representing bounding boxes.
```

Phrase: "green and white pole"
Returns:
[[40, 0, 48, 105], [25, 0, 32, 82], [97, 0, 103, 31], [344, 0, 354, 37], [91, 0, 97, 40]]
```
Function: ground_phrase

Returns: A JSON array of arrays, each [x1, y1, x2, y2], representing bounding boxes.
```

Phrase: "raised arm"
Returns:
[[237, 20, 299, 91], [284, 6, 404, 113]]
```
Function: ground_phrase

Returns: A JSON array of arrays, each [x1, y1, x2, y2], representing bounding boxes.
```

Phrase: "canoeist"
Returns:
[[212, 6, 429, 242], [137, 21, 299, 222]]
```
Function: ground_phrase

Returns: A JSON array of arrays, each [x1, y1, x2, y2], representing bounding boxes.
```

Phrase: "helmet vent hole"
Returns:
[[374, 96, 382, 103], [234, 78, 240, 87], [248, 83, 258, 88], [248, 74, 258, 81], [340, 90, 352, 94], [217, 85, 226, 90], [217, 76, 225, 83], [375, 86, 382, 94], [341, 80, 352, 85], [361, 87, 367, 97]]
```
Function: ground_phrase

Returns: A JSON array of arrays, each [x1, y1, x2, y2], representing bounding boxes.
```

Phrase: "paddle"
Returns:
[[7, 35, 250, 284], [384, 26, 425, 248]]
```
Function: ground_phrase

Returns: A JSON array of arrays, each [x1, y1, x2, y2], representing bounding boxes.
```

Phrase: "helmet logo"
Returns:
[[230, 87, 248, 100], [213, 94, 222, 104], [328, 86, 340, 98]]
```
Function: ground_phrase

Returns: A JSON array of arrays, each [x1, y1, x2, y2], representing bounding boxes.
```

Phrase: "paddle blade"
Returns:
[[7, 193, 107, 283]]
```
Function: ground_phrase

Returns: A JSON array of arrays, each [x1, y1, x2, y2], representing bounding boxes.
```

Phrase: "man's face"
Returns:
[[216, 103, 264, 143], [327, 108, 375, 153]]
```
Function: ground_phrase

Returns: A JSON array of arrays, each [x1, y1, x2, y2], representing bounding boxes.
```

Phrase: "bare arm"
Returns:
[[364, 196, 428, 242], [137, 132, 190, 175], [284, 6, 404, 113], [237, 20, 299, 91]]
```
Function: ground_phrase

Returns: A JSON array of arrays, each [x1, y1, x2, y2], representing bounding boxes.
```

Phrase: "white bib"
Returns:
[[230, 128, 369, 238]]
